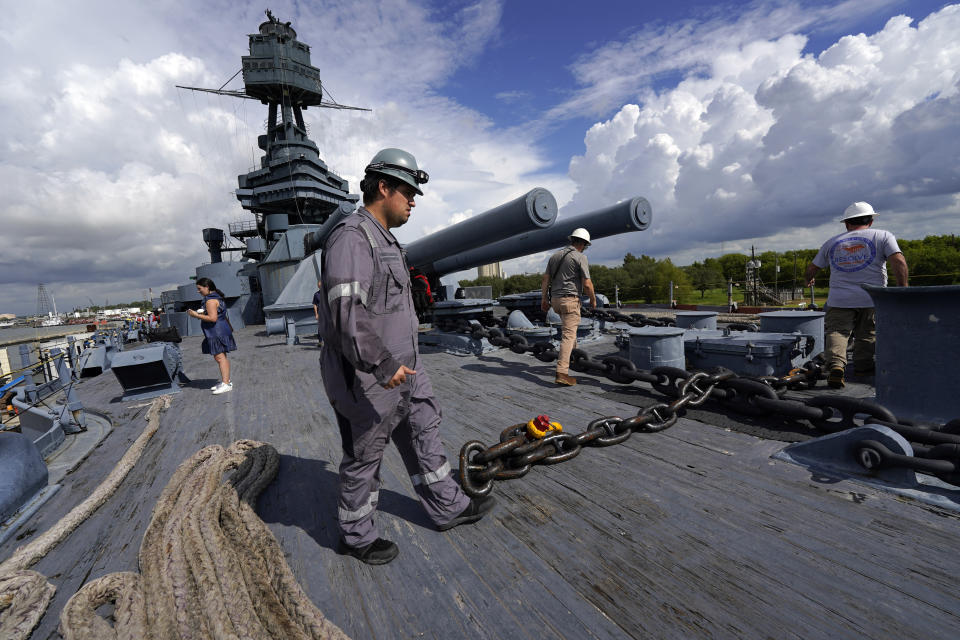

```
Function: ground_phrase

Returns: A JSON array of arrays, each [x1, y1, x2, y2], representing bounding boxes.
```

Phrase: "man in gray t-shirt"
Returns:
[[541, 228, 597, 386], [804, 202, 908, 388]]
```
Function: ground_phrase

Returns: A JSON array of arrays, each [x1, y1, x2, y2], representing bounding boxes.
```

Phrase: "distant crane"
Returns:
[[36, 283, 57, 318], [35, 283, 61, 326]]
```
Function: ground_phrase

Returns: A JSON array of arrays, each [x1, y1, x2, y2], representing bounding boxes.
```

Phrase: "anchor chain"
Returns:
[[856, 439, 960, 485], [458, 369, 733, 497], [456, 325, 960, 492]]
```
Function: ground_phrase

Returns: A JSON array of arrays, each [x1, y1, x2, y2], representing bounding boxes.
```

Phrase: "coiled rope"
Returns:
[[0, 395, 170, 639], [59, 440, 350, 640], [0, 571, 56, 639]]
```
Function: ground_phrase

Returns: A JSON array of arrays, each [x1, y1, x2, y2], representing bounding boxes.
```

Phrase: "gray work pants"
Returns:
[[334, 376, 469, 548]]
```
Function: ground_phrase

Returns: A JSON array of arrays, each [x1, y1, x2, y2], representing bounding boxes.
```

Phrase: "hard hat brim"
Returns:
[[840, 212, 878, 221]]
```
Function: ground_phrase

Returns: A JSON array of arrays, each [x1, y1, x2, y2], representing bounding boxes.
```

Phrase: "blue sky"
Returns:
[[441, 0, 951, 168], [0, 0, 958, 315]]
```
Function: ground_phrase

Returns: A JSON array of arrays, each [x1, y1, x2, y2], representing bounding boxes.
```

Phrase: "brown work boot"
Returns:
[[827, 368, 845, 389], [853, 364, 875, 377], [555, 373, 577, 386]]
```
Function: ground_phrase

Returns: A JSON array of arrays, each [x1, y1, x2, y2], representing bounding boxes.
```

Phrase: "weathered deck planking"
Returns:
[[3, 326, 959, 639]]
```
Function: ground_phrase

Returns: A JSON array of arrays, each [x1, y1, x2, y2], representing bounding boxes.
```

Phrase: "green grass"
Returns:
[[620, 286, 831, 307]]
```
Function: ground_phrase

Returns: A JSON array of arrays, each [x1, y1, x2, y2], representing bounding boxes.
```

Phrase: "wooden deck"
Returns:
[[4, 326, 959, 639]]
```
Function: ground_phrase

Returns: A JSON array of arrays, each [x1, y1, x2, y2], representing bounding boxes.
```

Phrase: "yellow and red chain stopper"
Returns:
[[526, 414, 562, 439]]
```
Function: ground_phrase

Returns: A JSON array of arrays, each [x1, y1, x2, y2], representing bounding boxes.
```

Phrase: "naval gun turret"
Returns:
[[260, 188, 654, 345], [415, 197, 652, 279], [261, 189, 560, 341]]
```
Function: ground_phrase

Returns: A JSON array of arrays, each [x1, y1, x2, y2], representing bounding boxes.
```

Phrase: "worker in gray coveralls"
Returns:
[[317, 148, 496, 565]]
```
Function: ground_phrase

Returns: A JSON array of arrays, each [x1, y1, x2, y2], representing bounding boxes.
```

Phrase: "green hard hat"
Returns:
[[364, 148, 429, 195]]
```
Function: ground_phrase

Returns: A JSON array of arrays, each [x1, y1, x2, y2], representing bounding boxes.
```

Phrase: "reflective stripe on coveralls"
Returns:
[[338, 491, 379, 522], [411, 461, 451, 486], [327, 282, 368, 305]]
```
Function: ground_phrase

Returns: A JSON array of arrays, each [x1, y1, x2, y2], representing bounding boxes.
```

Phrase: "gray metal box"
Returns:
[[463, 286, 493, 299], [683, 331, 812, 376], [111, 344, 183, 401]]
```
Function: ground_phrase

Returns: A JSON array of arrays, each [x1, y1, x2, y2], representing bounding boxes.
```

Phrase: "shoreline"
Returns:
[[0, 324, 118, 348]]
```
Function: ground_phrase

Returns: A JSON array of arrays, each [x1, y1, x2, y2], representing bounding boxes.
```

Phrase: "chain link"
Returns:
[[856, 439, 960, 485]]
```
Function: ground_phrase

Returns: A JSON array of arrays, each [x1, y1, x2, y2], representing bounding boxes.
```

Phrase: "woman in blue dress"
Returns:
[[188, 277, 236, 394]]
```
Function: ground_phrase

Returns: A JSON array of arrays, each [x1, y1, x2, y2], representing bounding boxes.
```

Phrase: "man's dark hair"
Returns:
[[844, 215, 873, 227], [360, 172, 402, 205]]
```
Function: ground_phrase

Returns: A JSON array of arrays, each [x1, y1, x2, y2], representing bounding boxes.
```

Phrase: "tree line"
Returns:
[[71, 300, 155, 313], [458, 234, 960, 303]]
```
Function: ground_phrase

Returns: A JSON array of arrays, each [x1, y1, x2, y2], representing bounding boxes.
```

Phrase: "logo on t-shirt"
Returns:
[[828, 236, 877, 272]]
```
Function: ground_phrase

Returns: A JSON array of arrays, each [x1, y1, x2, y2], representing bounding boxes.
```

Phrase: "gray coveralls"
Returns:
[[318, 207, 471, 548]]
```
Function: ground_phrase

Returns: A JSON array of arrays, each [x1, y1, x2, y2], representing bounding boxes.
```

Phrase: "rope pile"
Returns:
[[0, 396, 170, 639], [0, 571, 55, 639], [59, 440, 350, 640]]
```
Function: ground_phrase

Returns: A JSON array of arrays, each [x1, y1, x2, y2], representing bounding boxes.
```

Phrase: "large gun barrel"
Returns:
[[303, 200, 357, 256], [405, 188, 557, 271], [428, 196, 651, 277]]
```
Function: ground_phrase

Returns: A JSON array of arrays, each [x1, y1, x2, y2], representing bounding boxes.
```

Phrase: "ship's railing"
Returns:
[[6, 348, 86, 456], [229, 219, 259, 238]]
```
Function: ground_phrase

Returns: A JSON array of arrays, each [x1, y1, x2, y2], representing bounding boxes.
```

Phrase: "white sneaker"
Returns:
[[212, 382, 233, 395], [210, 384, 220, 390]]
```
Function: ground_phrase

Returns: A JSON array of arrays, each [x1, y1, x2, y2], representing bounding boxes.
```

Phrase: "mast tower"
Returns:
[[177, 10, 367, 238], [36, 283, 55, 318]]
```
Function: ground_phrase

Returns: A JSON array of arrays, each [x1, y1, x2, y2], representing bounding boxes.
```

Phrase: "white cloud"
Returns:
[[1, 0, 575, 316], [2, 0, 957, 316], [553, 4, 960, 274], [495, 90, 531, 103], [543, 0, 899, 122]]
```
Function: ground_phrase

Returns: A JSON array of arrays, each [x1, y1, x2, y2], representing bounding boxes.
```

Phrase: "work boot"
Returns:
[[555, 373, 577, 386], [437, 495, 496, 531], [827, 368, 845, 389], [853, 364, 875, 377], [337, 538, 399, 565]]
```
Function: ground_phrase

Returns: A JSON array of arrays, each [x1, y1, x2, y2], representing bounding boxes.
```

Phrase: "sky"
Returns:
[[1, 0, 958, 315]]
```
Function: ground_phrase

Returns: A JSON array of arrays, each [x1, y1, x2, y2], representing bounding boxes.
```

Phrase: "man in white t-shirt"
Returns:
[[804, 202, 908, 388]]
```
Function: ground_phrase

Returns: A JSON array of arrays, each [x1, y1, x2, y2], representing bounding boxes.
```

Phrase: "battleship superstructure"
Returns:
[[162, 11, 653, 343], [158, 11, 367, 336], [233, 11, 359, 226]]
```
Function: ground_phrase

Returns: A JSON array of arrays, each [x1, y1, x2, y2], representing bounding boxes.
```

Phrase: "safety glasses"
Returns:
[[367, 162, 429, 185]]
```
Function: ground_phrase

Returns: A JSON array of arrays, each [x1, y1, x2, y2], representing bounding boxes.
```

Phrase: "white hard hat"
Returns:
[[840, 201, 877, 222], [569, 227, 591, 246]]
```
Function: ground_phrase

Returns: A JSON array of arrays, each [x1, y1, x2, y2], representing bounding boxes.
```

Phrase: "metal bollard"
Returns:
[[864, 284, 960, 424], [758, 311, 825, 360], [628, 326, 686, 370], [674, 311, 718, 330]]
